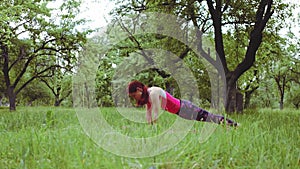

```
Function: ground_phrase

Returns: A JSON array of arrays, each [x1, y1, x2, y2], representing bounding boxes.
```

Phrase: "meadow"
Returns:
[[0, 107, 299, 169]]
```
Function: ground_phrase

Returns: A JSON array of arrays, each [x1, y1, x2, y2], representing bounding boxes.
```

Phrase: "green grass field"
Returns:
[[0, 107, 299, 169]]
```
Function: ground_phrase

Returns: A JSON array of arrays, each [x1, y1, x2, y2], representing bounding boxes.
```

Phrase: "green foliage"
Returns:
[[108, 0, 298, 112], [96, 55, 115, 106], [251, 78, 278, 109], [0, 0, 92, 110], [0, 0, 298, 111], [286, 82, 300, 109], [40, 71, 73, 107], [19, 79, 52, 106], [88, 11, 216, 106]]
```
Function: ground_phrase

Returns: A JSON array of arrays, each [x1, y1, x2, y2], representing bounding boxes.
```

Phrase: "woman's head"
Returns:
[[128, 80, 149, 106]]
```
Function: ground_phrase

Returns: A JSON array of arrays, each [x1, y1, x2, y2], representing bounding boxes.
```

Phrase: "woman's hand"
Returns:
[[146, 113, 153, 124], [152, 118, 157, 124], [146, 115, 158, 125]]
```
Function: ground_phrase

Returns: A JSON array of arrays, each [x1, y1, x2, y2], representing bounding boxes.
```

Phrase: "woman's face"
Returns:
[[129, 87, 143, 102]]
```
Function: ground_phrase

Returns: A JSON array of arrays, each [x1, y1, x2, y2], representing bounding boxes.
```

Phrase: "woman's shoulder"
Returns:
[[148, 86, 166, 97], [148, 86, 163, 92]]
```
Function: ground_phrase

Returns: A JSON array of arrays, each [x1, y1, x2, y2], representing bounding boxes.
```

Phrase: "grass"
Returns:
[[0, 107, 299, 169]]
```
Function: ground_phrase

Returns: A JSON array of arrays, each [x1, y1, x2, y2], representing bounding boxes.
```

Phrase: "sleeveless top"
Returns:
[[147, 87, 180, 114]]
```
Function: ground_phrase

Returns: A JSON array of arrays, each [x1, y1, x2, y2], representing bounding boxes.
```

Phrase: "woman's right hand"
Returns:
[[146, 113, 153, 125]]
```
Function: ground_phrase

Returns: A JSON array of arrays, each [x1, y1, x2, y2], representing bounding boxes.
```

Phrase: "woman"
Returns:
[[128, 80, 238, 126]]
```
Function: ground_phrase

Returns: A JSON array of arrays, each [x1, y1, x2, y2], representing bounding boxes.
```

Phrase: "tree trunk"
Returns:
[[244, 86, 258, 109], [225, 80, 243, 113], [54, 97, 61, 107], [275, 75, 286, 110], [0, 95, 3, 106], [236, 91, 243, 112], [279, 96, 284, 110], [244, 91, 251, 109], [294, 103, 299, 109], [7, 86, 16, 111], [226, 85, 236, 113]]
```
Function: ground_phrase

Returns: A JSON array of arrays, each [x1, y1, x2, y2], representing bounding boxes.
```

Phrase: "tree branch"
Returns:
[[206, 0, 228, 74], [40, 78, 57, 97], [118, 19, 154, 64], [15, 65, 61, 95], [58, 89, 72, 103], [12, 54, 35, 88], [232, 0, 274, 83], [8, 45, 27, 71]]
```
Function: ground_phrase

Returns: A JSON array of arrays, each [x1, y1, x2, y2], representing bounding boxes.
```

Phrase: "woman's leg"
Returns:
[[198, 109, 238, 126], [177, 100, 238, 126]]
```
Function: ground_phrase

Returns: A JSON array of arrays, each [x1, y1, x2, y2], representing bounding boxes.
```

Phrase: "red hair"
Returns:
[[128, 80, 149, 106]]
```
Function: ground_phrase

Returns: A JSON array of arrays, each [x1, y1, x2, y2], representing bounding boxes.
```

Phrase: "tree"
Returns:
[[111, 0, 293, 112], [201, 0, 276, 112], [0, 0, 91, 110], [265, 27, 300, 110], [40, 71, 72, 107], [289, 66, 300, 109], [286, 82, 300, 109], [272, 61, 290, 110]]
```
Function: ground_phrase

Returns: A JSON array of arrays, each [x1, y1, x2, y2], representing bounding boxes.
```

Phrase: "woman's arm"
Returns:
[[146, 104, 153, 124], [149, 90, 160, 123]]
